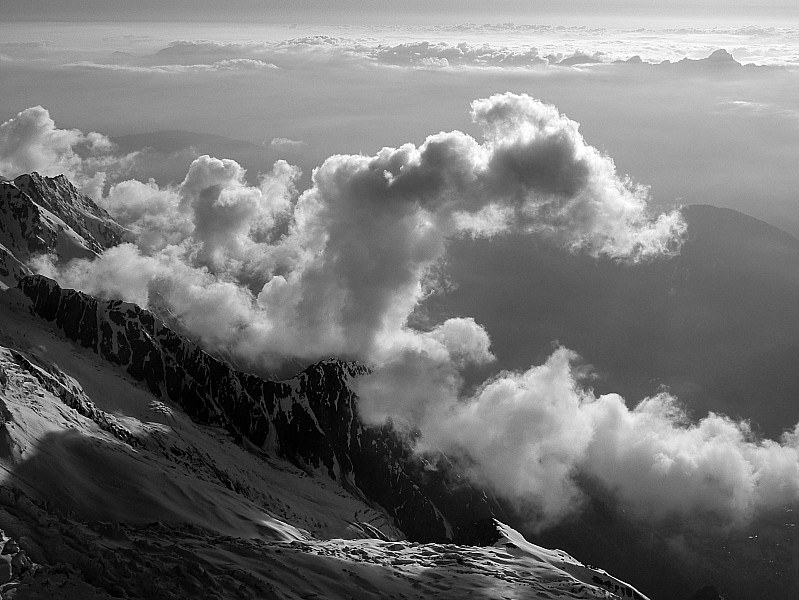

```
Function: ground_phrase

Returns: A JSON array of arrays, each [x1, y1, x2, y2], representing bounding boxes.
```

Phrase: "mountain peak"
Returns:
[[706, 49, 736, 63], [670, 49, 741, 68], [0, 171, 130, 286], [14, 171, 101, 215]]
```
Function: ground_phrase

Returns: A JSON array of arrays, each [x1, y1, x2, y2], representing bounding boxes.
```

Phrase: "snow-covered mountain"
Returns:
[[0, 173, 655, 598], [0, 173, 128, 288]]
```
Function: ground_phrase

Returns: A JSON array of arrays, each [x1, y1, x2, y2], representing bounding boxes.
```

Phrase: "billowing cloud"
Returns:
[[44, 93, 683, 373], [97, 156, 300, 284], [359, 347, 799, 530], [0, 106, 134, 198]]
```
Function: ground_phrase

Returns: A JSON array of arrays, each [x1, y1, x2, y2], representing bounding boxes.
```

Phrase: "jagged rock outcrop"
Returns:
[[0, 528, 35, 589], [17, 274, 500, 542]]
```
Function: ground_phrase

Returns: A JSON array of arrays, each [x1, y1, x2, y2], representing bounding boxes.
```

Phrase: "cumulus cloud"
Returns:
[[0, 106, 134, 198], [359, 347, 799, 530], [98, 156, 300, 284], [27, 92, 799, 533], [46, 93, 682, 374]]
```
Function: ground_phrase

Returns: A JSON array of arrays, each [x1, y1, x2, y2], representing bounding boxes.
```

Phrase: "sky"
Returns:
[[4, 0, 799, 25], [2, 5, 799, 595]]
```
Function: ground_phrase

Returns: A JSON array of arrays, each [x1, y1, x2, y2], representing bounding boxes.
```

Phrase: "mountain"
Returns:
[[0, 172, 654, 598], [17, 273, 496, 543], [0, 173, 128, 287]]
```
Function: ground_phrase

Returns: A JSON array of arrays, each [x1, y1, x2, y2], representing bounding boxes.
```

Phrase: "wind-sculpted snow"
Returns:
[[16, 273, 507, 542]]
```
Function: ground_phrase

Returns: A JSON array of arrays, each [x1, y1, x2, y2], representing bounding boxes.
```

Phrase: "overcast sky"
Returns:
[[5, 0, 799, 24]]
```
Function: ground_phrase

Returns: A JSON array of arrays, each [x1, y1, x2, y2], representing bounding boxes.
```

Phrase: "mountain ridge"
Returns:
[[17, 272, 482, 543]]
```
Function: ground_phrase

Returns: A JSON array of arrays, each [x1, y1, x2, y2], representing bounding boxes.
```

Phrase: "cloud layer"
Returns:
[[41, 31, 790, 78]]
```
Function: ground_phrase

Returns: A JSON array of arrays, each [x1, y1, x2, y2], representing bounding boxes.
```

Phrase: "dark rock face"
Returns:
[[18, 274, 499, 542]]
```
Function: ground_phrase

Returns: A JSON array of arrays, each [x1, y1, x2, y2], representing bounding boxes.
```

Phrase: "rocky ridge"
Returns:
[[17, 273, 502, 543]]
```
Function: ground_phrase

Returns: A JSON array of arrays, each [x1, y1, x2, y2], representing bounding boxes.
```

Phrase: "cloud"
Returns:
[[100, 179, 191, 253], [358, 346, 799, 530], [64, 58, 278, 74], [98, 156, 300, 283], [717, 100, 799, 124], [374, 41, 547, 68], [270, 137, 307, 152], [129, 37, 771, 75], [136, 33, 786, 71], [41, 93, 682, 371], [26, 92, 799, 535], [0, 106, 135, 198]]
